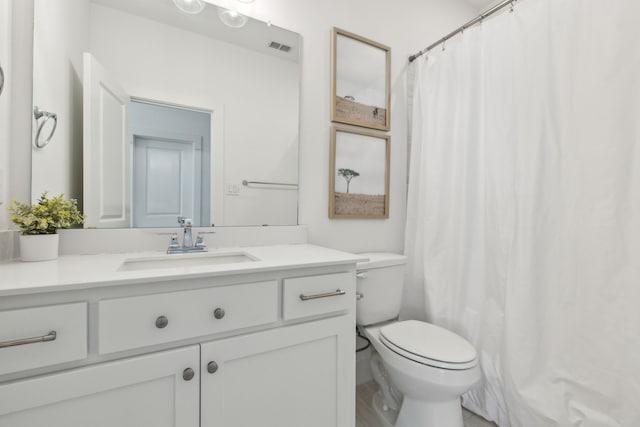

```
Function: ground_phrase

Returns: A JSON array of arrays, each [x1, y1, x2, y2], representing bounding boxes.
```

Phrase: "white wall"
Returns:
[[0, 0, 12, 229], [30, 0, 88, 206], [245, 0, 476, 253], [2, 0, 477, 255], [0, 0, 31, 259]]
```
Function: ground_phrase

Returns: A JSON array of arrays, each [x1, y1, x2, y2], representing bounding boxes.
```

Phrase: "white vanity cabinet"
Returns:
[[0, 249, 358, 427], [201, 315, 353, 427], [0, 345, 200, 427]]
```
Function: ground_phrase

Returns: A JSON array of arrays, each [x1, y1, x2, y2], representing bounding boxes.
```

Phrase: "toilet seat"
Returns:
[[379, 320, 477, 370]]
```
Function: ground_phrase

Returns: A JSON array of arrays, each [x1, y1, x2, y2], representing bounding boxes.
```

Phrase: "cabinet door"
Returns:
[[201, 315, 355, 427], [0, 346, 199, 427]]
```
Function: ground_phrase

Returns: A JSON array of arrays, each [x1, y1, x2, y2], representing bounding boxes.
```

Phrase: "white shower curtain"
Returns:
[[405, 0, 640, 426]]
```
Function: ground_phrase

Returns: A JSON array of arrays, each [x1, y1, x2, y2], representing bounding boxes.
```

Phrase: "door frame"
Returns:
[[130, 96, 224, 227]]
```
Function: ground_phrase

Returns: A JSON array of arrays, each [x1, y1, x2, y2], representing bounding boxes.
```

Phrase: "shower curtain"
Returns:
[[405, 0, 640, 426]]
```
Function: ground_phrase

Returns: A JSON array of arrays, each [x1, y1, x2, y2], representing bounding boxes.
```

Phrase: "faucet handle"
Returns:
[[195, 235, 206, 248], [168, 233, 180, 248], [177, 217, 193, 227]]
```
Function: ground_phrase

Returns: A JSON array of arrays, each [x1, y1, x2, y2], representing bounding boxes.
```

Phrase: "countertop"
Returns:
[[0, 244, 367, 297]]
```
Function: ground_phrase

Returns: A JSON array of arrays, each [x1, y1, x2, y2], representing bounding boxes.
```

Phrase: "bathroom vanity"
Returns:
[[0, 244, 361, 427]]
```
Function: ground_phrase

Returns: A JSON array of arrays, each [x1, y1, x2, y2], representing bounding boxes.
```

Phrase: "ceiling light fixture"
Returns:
[[172, 0, 206, 14], [217, 7, 248, 28]]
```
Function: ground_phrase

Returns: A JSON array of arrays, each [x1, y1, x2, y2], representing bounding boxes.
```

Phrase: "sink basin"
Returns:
[[118, 251, 257, 272]]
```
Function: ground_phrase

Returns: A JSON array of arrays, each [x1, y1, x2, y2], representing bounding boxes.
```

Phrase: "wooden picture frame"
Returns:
[[331, 28, 391, 131], [329, 126, 390, 219]]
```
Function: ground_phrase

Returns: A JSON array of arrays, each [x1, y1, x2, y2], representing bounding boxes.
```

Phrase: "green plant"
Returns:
[[7, 192, 85, 235]]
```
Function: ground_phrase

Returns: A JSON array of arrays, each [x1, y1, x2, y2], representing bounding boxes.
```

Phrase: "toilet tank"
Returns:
[[356, 253, 407, 326]]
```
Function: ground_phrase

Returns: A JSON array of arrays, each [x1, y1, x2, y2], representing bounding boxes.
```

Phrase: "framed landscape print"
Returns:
[[331, 28, 391, 131], [329, 126, 390, 219]]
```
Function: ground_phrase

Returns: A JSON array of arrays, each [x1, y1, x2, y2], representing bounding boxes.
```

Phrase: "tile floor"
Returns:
[[356, 381, 497, 427]]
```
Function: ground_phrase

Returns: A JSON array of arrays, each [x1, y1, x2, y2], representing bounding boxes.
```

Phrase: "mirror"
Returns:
[[31, 0, 300, 228]]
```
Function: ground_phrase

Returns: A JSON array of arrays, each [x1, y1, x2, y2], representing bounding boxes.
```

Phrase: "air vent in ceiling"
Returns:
[[268, 41, 292, 53]]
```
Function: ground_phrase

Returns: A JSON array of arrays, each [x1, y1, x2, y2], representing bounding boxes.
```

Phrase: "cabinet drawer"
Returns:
[[283, 272, 354, 320], [98, 281, 278, 354], [0, 303, 87, 376]]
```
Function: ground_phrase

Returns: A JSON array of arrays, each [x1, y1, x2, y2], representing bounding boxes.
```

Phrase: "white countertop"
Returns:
[[0, 244, 367, 297]]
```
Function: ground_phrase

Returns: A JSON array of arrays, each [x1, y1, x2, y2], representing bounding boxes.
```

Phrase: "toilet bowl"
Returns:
[[362, 321, 481, 427], [357, 253, 481, 427]]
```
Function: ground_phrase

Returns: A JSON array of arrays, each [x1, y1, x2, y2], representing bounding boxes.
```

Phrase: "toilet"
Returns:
[[356, 253, 481, 427]]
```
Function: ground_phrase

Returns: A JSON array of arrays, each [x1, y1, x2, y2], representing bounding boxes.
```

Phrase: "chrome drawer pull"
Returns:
[[183, 368, 195, 381], [213, 308, 225, 319], [299, 289, 346, 301], [0, 330, 57, 349], [207, 361, 219, 374], [155, 315, 169, 329]]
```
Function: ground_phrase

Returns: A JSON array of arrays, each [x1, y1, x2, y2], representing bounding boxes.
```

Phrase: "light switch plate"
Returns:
[[226, 183, 240, 195]]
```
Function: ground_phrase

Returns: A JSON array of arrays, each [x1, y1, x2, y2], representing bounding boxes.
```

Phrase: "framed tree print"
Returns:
[[331, 27, 391, 131], [329, 126, 390, 219]]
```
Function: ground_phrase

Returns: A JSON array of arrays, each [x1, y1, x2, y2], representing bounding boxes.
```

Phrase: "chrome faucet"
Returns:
[[166, 217, 208, 254], [180, 217, 194, 248]]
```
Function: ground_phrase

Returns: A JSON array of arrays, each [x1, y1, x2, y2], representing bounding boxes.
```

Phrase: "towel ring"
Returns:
[[33, 106, 58, 149]]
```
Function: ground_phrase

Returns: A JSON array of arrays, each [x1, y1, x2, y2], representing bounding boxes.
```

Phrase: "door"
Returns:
[[201, 316, 355, 427], [133, 136, 202, 227], [0, 346, 199, 427], [83, 52, 130, 228], [131, 100, 211, 227]]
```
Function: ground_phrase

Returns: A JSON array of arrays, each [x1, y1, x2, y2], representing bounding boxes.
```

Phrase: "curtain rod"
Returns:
[[408, 0, 516, 63]]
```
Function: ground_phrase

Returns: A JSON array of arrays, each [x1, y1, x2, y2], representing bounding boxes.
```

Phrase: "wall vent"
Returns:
[[268, 41, 291, 52]]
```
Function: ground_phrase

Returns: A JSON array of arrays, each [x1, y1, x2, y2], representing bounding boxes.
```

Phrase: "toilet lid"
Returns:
[[379, 320, 477, 370]]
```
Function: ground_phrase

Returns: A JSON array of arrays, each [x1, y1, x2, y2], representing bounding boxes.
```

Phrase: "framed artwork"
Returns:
[[331, 27, 391, 131], [329, 126, 390, 219]]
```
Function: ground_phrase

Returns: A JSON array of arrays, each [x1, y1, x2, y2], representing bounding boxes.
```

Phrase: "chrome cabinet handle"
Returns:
[[213, 308, 225, 319], [356, 272, 367, 279], [155, 315, 169, 329], [0, 330, 57, 349], [207, 361, 219, 374], [299, 289, 346, 301], [183, 368, 195, 381]]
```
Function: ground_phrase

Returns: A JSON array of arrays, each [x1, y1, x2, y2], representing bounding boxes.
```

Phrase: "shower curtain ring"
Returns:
[[509, 1, 515, 12]]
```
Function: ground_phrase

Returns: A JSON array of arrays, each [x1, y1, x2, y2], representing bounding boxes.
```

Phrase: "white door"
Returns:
[[201, 316, 355, 427], [133, 136, 202, 228], [83, 52, 130, 228], [0, 346, 200, 427]]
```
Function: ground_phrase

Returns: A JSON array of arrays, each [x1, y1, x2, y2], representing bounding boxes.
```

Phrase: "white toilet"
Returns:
[[357, 253, 481, 427]]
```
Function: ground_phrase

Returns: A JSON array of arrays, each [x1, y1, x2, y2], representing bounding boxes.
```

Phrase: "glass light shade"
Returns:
[[217, 8, 248, 28], [173, 0, 206, 14]]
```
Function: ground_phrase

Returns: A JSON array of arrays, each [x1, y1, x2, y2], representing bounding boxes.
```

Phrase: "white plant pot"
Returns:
[[19, 233, 59, 262]]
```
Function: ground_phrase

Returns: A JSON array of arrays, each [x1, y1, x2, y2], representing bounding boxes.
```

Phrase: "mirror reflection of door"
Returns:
[[83, 53, 131, 229], [131, 100, 211, 228]]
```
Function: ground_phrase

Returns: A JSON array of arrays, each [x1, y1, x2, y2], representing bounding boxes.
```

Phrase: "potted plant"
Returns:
[[7, 192, 85, 261]]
